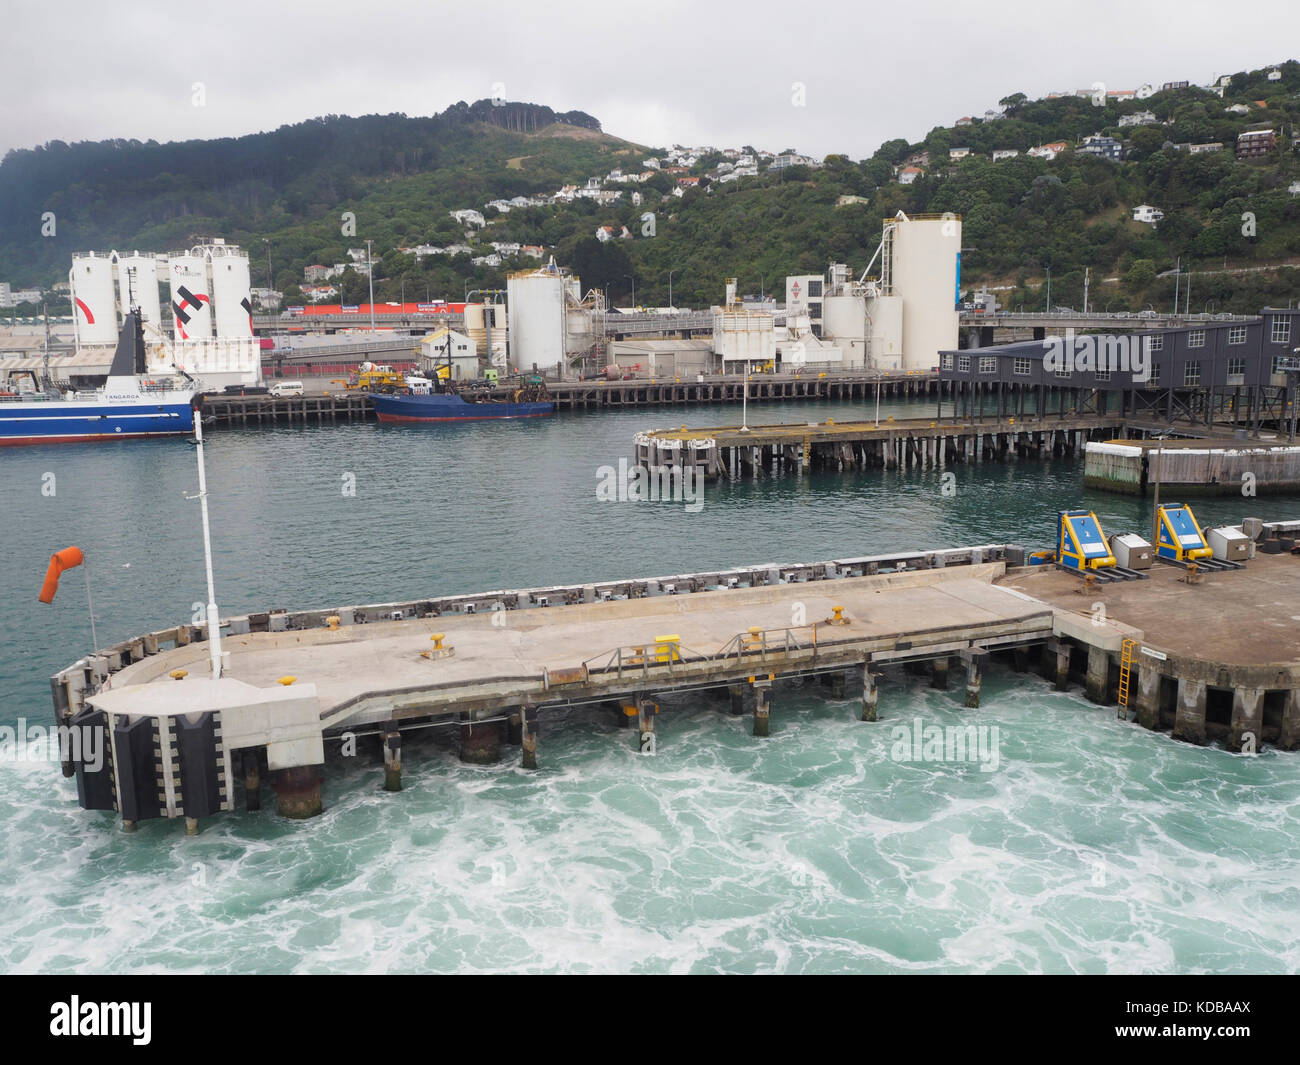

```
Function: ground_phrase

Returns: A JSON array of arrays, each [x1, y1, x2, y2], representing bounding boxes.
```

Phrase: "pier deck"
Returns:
[[49, 538, 1300, 833], [94, 565, 1051, 728]]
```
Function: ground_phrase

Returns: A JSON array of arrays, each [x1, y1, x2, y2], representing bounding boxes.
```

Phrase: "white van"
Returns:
[[269, 381, 304, 397]]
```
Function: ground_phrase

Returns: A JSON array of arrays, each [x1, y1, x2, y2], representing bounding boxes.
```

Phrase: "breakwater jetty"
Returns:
[[48, 528, 1300, 834]]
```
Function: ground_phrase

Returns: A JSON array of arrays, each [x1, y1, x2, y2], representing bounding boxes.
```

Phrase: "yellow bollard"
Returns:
[[277, 676, 296, 686], [169, 669, 188, 681], [325, 615, 341, 630]]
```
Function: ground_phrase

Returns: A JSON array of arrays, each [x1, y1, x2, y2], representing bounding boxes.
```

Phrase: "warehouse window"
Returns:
[[1013, 357, 1031, 375], [1274, 354, 1293, 375], [941, 353, 954, 370], [1187, 329, 1206, 349], [957, 355, 971, 372], [1148, 334, 1163, 352], [1226, 357, 1246, 377], [1095, 368, 1110, 381], [1054, 366, 1071, 379], [1271, 316, 1292, 344], [1184, 360, 1201, 386], [979, 357, 997, 373], [1227, 326, 1247, 345], [1148, 362, 1161, 386]]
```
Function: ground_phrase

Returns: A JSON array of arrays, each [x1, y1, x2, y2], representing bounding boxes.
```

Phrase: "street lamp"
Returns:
[[366, 239, 376, 333], [668, 269, 677, 311], [625, 274, 636, 309]]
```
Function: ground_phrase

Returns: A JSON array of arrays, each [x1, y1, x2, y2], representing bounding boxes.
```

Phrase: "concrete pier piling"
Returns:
[[861, 665, 878, 722], [728, 683, 748, 716], [521, 706, 539, 770], [272, 766, 323, 819], [636, 698, 656, 754], [1086, 646, 1111, 704], [383, 725, 402, 792], [963, 651, 984, 709], [1053, 640, 1071, 691], [460, 720, 502, 765], [753, 680, 772, 737], [242, 750, 261, 811], [506, 712, 523, 745], [930, 657, 950, 690], [1136, 666, 1162, 731], [1174, 679, 1208, 746], [1282, 691, 1300, 751], [1229, 688, 1264, 753]]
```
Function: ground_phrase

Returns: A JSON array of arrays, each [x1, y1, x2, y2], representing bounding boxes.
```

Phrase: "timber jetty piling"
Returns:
[[50, 531, 1300, 834], [636, 413, 1128, 478]]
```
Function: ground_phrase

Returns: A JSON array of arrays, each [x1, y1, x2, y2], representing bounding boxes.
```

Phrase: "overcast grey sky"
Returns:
[[2, 0, 1297, 161]]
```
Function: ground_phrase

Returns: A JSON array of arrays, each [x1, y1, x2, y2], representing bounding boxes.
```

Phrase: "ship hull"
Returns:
[[371, 392, 554, 422], [0, 400, 195, 446]]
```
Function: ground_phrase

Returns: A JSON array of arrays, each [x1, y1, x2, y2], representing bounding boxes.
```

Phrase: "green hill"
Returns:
[[3, 66, 1299, 316]]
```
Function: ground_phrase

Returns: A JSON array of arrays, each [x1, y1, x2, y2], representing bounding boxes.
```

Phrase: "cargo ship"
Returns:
[[369, 390, 554, 422], [0, 311, 196, 446]]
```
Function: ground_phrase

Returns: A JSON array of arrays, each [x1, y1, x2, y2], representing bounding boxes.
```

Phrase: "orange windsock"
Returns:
[[38, 547, 84, 604]]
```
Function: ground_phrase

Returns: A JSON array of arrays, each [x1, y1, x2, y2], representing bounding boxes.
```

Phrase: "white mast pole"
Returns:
[[193, 416, 222, 678]]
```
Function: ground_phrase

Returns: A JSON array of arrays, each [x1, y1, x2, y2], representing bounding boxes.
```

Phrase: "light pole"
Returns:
[[1045, 266, 1051, 312], [625, 274, 636, 309], [740, 355, 751, 432], [668, 270, 676, 311], [366, 239, 376, 333], [263, 239, 272, 291]]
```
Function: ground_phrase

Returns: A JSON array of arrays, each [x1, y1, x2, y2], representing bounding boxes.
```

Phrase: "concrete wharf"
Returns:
[[49, 531, 1300, 833]]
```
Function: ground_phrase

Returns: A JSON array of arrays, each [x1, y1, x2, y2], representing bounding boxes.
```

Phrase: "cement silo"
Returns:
[[890, 215, 961, 371], [70, 252, 119, 346], [117, 252, 163, 332], [507, 267, 568, 375], [210, 245, 253, 338], [865, 294, 903, 370], [168, 252, 213, 340], [822, 292, 867, 368]]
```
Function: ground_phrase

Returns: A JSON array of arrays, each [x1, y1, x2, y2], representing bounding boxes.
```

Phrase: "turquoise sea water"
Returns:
[[1, 397, 1297, 974]]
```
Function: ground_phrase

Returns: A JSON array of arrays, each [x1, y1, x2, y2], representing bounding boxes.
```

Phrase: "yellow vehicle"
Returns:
[[347, 364, 406, 391]]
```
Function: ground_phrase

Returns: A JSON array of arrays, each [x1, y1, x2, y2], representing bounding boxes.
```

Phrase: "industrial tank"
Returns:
[[507, 269, 568, 375], [866, 294, 903, 370], [168, 252, 213, 340], [70, 252, 119, 346], [210, 245, 253, 338], [822, 293, 867, 368], [891, 216, 960, 371], [117, 252, 163, 332]]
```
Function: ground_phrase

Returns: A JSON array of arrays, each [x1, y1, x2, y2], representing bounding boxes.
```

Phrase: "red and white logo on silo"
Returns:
[[74, 297, 95, 324], [173, 285, 210, 339]]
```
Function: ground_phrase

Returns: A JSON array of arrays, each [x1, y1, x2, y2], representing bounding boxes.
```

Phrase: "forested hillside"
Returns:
[[3, 64, 1299, 316]]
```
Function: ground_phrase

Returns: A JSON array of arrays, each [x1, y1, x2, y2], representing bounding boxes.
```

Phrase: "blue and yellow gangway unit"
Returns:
[[1056, 510, 1148, 581], [1153, 503, 1241, 571]]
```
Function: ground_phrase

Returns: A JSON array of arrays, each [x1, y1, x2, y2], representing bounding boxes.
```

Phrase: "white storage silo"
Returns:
[[866, 294, 903, 370], [210, 245, 253, 338], [823, 293, 867, 368], [891, 216, 961, 371], [117, 252, 163, 331], [70, 252, 119, 346], [168, 252, 213, 340], [507, 269, 568, 375]]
